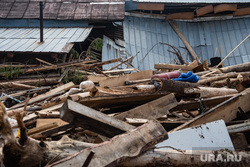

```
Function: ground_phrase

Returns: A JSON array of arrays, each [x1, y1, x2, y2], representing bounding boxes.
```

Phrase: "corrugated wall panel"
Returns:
[[120, 16, 250, 70]]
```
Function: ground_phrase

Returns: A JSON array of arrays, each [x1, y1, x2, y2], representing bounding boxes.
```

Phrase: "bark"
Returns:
[[159, 78, 198, 95], [220, 62, 250, 73]]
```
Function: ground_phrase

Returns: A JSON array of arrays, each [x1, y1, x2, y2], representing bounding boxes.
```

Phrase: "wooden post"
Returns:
[[168, 20, 201, 64], [60, 100, 135, 138], [216, 34, 250, 68]]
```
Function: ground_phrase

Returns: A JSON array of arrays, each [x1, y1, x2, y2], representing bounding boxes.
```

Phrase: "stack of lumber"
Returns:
[[0, 57, 250, 166]]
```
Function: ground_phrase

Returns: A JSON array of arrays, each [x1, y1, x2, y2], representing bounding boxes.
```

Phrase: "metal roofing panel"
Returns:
[[120, 16, 250, 71], [0, 27, 93, 53], [132, 0, 250, 3]]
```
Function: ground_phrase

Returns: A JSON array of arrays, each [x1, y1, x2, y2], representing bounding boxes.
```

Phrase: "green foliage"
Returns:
[[62, 70, 84, 85], [70, 48, 79, 59], [0, 65, 24, 79], [86, 38, 103, 60]]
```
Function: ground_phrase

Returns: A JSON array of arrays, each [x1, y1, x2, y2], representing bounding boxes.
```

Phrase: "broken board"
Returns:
[[60, 100, 135, 137]]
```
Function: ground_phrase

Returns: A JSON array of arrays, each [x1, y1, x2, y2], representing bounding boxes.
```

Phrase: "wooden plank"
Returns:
[[99, 69, 153, 88], [69, 92, 90, 101], [10, 82, 75, 109], [99, 75, 126, 88], [227, 121, 250, 134], [60, 100, 135, 137], [36, 119, 67, 127], [233, 7, 250, 16], [214, 4, 237, 14], [49, 120, 168, 167], [28, 122, 58, 136], [128, 69, 153, 81], [166, 12, 194, 20], [137, 3, 164, 11], [79, 92, 168, 110], [115, 93, 177, 121], [170, 88, 250, 132], [168, 20, 201, 64], [170, 94, 234, 112], [196, 5, 214, 17], [103, 68, 135, 74], [41, 123, 74, 137], [87, 76, 108, 83]]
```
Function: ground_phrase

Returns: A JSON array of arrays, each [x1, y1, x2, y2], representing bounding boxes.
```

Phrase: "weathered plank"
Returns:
[[227, 121, 250, 134], [166, 12, 194, 20], [196, 5, 214, 16], [171, 88, 250, 132], [99, 69, 153, 87], [168, 20, 201, 64], [137, 3, 164, 11], [10, 82, 75, 109], [60, 100, 135, 137], [115, 93, 177, 121], [49, 120, 168, 167], [214, 4, 237, 13]]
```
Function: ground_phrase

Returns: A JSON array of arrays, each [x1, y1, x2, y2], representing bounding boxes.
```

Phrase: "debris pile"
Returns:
[[0, 56, 250, 166]]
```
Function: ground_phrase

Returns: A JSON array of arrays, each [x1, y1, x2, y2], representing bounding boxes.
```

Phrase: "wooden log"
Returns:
[[170, 88, 250, 132], [48, 120, 168, 167], [3, 82, 37, 89], [125, 78, 151, 85], [220, 62, 250, 73], [197, 71, 250, 85], [0, 78, 59, 88], [155, 64, 195, 71], [9, 82, 75, 109], [168, 20, 201, 64], [115, 93, 177, 121], [137, 3, 164, 11], [159, 79, 198, 95], [227, 121, 250, 134], [234, 7, 250, 16], [60, 100, 135, 137], [166, 12, 194, 20], [196, 5, 214, 16], [184, 87, 238, 98], [214, 4, 237, 13]]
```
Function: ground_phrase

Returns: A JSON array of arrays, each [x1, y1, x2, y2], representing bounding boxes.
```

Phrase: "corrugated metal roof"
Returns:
[[131, 0, 250, 3], [102, 16, 250, 71], [0, 27, 92, 53]]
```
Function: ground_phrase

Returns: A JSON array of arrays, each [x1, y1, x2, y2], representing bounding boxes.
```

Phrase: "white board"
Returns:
[[156, 120, 234, 151]]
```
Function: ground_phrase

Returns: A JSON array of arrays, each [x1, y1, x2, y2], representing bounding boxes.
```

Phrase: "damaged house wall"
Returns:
[[103, 16, 250, 71]]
